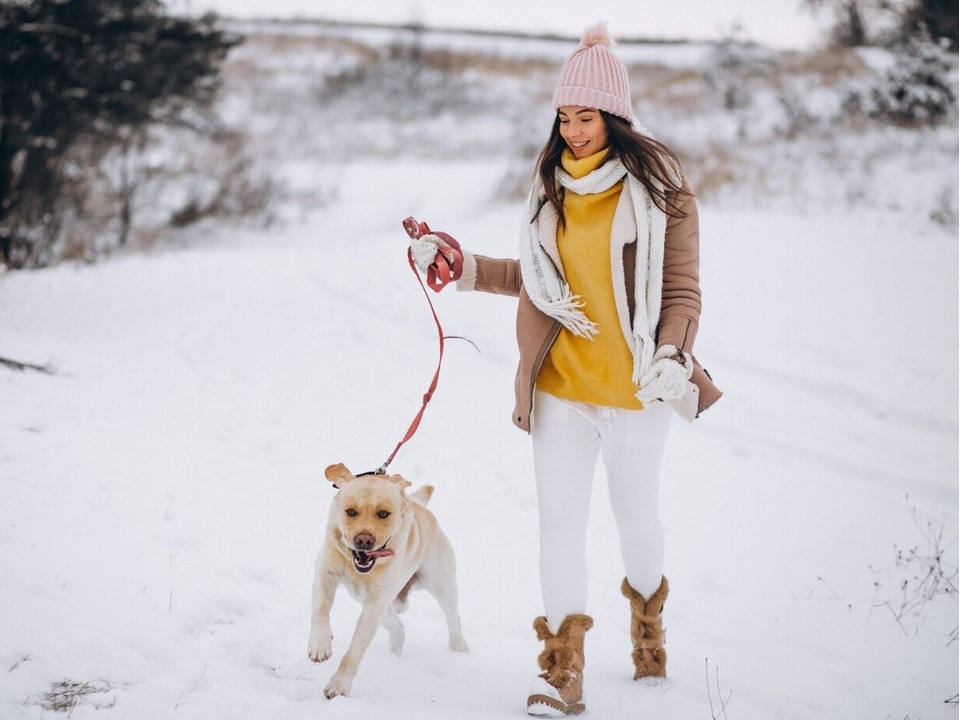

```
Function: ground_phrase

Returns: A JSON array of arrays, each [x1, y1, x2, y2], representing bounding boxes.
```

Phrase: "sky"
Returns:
[[171, 0, 825, 49]]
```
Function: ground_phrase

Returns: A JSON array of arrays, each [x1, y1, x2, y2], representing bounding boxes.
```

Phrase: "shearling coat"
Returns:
[[457, 183, 721, 433]]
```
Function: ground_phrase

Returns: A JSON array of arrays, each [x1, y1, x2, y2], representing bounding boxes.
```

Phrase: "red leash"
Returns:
[[367, 218, 463, 475]]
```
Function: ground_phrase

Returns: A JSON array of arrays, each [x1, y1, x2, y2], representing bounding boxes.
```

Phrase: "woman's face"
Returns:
[[558, 106, 609, 158]]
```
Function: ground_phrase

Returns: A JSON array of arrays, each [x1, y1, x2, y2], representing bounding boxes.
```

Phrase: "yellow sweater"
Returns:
[[537, 148, 644, 410]]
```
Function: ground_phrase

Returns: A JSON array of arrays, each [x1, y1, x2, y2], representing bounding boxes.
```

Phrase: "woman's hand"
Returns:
[[636, 345, 693, 403], [402, 217, 464, 292], [410, 233, 453, 273]]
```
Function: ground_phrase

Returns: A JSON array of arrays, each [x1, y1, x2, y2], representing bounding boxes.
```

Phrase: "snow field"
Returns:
[[1, 155, 957, 719]]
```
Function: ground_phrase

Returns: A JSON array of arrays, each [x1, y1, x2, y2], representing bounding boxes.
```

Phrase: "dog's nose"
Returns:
[[354, 532, 375, 551]]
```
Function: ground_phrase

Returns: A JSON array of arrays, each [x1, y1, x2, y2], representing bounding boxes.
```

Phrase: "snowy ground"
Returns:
[[1, 153, 957, 719], [2, 18, 958, 720]]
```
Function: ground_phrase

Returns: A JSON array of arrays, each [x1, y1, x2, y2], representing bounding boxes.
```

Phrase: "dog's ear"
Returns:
[[388, 473, 412, 491], [324, 463, 355, 488]]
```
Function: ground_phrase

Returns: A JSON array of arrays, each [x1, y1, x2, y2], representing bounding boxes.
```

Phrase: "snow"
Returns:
[[1, 23, 958, 720]]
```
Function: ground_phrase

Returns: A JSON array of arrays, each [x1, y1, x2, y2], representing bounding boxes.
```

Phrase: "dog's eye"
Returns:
[[377, 510, 390, 519], [345, 508, 358, 517]]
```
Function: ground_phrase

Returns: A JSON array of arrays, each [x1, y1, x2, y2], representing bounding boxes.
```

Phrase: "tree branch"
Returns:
[[0, 355, 56, 374]]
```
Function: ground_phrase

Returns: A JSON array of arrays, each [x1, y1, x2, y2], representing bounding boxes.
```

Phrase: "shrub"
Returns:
[[844, 32, 958, 124]]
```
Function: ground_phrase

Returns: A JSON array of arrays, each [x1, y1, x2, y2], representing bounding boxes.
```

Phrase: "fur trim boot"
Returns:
[[526, 614, 593, 717], [621, 576, 669, 681]]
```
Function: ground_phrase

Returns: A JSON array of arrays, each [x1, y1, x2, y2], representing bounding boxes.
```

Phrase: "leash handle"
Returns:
[[402, 216, 464, 292], [375, 218, 453, 473]]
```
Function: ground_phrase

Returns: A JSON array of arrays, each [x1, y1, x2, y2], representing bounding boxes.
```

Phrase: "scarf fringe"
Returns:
[[530, 292, 600, 339]]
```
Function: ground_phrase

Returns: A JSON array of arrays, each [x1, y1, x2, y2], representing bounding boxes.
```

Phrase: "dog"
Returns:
[[307, 463, 469, 698]]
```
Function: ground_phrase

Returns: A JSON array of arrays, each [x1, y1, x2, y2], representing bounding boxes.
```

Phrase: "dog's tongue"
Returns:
[[367, 548, 395, 558]]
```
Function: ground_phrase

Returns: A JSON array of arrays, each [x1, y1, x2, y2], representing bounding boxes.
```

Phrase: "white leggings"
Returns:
[[531, 390, 672, 631]]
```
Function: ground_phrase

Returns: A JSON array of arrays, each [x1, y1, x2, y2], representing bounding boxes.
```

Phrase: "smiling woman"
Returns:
[[404, 21, 723, 718]]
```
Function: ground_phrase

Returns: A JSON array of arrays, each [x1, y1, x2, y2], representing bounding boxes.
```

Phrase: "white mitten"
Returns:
[[665, 383, 699, 422], [410, 233, 449, 273], [635, 345, 693, 403]]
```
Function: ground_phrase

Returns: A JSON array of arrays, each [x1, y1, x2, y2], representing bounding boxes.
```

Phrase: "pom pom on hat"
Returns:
[[580, 23, 614, 48], [553, 22, 633, 122]]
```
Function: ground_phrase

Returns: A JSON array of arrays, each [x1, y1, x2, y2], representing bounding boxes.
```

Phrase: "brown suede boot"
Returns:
[[621, 576, 669, 681], [526, 614, 593, 717]]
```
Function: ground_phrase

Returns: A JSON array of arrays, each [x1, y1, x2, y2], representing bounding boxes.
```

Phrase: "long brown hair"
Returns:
[[534, 111, 692, 227]]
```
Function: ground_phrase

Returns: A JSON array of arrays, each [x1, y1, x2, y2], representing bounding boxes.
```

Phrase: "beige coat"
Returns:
[[458, 184, 722, 433]]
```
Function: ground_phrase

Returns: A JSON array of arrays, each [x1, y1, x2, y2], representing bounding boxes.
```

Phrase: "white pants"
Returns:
[[531, 390, 672, 631]]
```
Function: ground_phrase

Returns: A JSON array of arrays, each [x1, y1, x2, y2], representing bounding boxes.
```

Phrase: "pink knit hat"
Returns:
[[552, 23, 633, 122]]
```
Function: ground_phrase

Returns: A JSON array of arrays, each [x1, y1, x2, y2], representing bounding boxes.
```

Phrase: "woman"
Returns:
[[409, 24, 721, 717]]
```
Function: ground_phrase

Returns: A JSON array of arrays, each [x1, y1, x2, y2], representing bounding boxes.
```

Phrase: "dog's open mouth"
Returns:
[[351, 546, 395, 574]]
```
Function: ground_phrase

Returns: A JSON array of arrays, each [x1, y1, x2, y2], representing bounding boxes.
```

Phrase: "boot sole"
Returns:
[[527, 694, 586, 716]]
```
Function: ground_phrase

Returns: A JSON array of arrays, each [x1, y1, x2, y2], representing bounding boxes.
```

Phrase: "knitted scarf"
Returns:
[[518, 157, 667, 384]]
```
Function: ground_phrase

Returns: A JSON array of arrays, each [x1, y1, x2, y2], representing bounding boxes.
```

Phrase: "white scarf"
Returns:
[[518, 157, 667, 384]]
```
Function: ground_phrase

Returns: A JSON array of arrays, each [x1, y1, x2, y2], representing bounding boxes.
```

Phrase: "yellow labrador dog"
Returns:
[[308, 463, 468, 698]]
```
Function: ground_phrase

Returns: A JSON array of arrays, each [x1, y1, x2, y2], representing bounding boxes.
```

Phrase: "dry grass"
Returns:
[[777, 47, 872, 85], [870, 498, 959, 639], [39, 679, 114, 715], [421, 48, 556, 77], [705, 658, 733, 719], [679, 142, 744, 198], [243, 30, 380, 62], [632, 65, 713, 114]]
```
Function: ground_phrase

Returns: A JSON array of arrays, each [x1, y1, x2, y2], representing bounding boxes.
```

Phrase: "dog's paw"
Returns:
[[449, 634, 469, 652], [307, 628, 333, 663], [323, 674, 351, 699]]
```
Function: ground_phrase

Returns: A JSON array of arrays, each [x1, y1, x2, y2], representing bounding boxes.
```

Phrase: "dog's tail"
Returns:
[[409, 484, 434, 506]]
